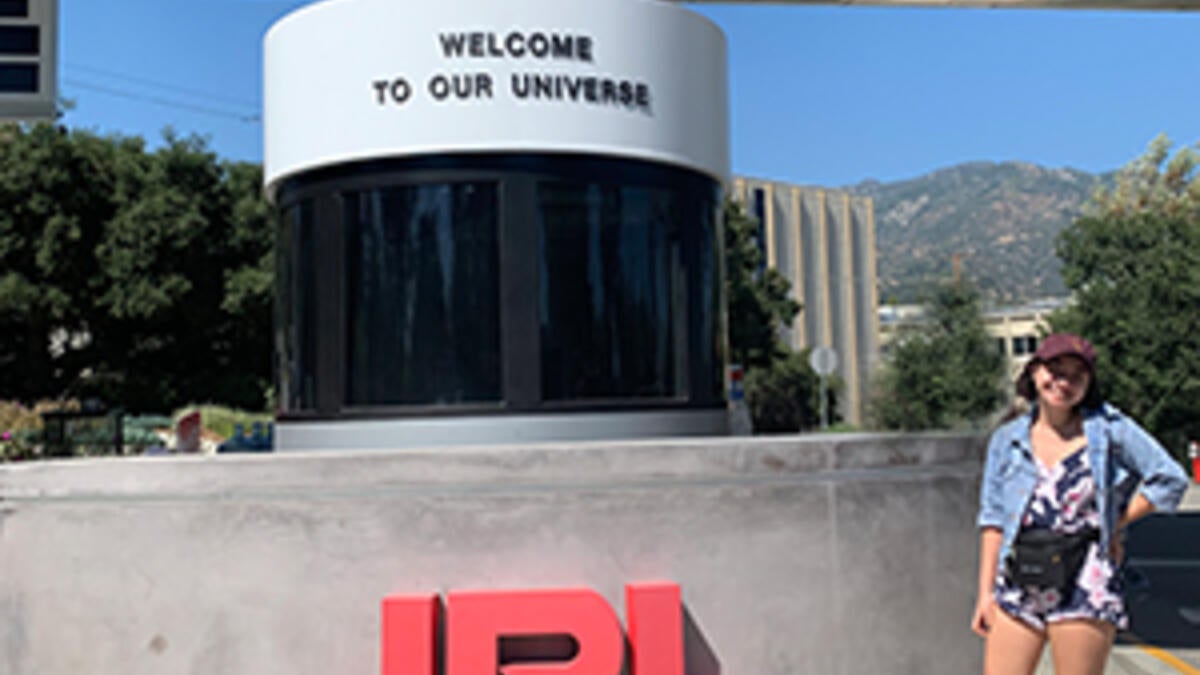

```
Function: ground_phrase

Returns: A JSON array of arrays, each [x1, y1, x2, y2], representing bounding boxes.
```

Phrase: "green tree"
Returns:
[[872, 282, 1006, 430], [724, 199, 799, 369], [87, 133, 272, 411], [1085, 134, 1199, 221], [0, 124, 119, 401], [745, 350, 836, 432], [0, 124, 273, 414], [1051, 136, 1200, 459], [724, 199, 828, 431], [218, 161, 275, 406]]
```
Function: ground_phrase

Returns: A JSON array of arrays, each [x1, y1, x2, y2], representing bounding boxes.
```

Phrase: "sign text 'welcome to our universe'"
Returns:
[[372, 30, 654, 115]]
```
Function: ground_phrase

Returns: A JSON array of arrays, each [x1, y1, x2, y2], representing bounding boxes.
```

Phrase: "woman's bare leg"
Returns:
[[985, 609, 1046, 675], [1046, 619, 1115, 675]]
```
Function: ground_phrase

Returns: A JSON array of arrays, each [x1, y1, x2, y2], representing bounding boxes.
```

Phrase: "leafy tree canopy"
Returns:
[[1052, 136, 1200, 458], [1086, 134, 1200, 222], [724, 199, 800, 371], [871, 281, 1006, 430], [0, 123, 273, 412]]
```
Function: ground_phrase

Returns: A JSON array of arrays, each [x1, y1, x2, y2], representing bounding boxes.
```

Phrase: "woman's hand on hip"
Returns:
[[1109, 529, 1126, 564]]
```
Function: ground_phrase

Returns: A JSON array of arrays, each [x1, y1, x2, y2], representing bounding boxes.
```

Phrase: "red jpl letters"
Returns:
[[381, 582, 684, 675]]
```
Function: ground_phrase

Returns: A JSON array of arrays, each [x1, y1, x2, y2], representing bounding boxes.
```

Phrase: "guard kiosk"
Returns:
[[264, 0, 731, 450]]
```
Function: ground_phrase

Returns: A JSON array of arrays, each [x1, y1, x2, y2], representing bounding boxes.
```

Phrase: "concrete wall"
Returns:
[[0, 434, 985, 674]]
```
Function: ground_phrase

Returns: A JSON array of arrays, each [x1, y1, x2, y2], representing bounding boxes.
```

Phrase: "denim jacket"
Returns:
[[977, 403, 1189, 565]]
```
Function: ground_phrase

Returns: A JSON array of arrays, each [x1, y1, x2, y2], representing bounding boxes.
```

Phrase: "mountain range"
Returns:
[[847, 161, 1110, 305]]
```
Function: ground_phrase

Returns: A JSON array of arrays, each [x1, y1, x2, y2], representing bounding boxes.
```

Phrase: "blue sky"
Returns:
[[57, 0, 1200, 187]]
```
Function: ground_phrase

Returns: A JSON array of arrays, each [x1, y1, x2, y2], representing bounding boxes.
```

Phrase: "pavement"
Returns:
[[1035, 483, 1200, 674], [1035, 645, 1200, 674], [1182, 483, 1200, 511]]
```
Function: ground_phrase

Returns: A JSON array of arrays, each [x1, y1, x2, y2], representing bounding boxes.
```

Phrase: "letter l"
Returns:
[[626, 582, 684, 675]]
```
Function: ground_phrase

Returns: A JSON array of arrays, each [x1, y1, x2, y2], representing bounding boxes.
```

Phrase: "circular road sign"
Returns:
[[809, 347, 838, 376]]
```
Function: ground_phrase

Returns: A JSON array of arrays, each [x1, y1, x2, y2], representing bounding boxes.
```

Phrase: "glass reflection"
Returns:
[[344, 183, 500, 405], [276, 201, 317, 411], [539, 182, 687, 400]]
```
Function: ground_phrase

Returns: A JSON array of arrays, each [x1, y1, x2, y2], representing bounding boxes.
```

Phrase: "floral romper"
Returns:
[[994, 446, 1128, 630]]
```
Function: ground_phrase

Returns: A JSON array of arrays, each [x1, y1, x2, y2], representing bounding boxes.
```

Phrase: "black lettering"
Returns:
[[453, 73, 472, 98], [504, 71, 650, 112], [562, 76, 581, 100], [550, 35, 573, 59], [601, 79, 616, 104], [429, 74, 450, 100], [476, 73, 493, 98], [528, 33, 549, 58], [443, 31, 594, 60], [439, 33, 466, 57], [636, 83, 651, 110], [533, 73, 553, 98], [511, 73, 529, 98], [390, 78, 411, 103], [505, 32, 525, 58], [373, 80, 389, 105], [486, 32, 504, 57]]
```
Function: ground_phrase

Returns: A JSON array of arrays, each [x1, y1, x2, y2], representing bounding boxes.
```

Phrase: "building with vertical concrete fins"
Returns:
[[731, 177, 880, 425]]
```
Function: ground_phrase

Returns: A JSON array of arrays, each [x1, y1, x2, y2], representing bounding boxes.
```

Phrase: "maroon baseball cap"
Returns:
[[1033, 333, 1096, 373]]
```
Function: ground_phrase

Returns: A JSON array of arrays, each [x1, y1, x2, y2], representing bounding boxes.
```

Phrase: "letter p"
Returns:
[[446, 588, 623, 675]]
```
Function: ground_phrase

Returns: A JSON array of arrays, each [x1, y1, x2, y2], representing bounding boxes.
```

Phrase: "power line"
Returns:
[[62, 79, 261, 123], [65, 61, 259, 109]]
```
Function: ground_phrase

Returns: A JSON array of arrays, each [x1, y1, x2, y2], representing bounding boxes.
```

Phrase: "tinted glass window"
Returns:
[[539, 181, 686, 400], [277, 202, 317, 411], [0, 63, 36, 93], [0, 26, 37, 55], [0, 1, 29, 18], [344, 183, 500, 405], [752, 187, 767, 271], [1012, 335, 1039, 356]]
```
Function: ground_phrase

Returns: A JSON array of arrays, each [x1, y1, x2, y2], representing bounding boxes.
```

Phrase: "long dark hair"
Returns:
[[1015, 358, 1103, 412]]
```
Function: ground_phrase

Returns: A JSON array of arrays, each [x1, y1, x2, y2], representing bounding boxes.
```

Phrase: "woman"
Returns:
[[972, 333, 1188, 674]]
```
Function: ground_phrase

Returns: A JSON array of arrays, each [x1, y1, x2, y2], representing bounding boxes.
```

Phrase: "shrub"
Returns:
[[173, 404, 272, 441]]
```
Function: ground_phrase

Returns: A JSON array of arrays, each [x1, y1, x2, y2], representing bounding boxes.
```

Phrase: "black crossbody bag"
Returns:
[[1008, 527, 1099, 590]]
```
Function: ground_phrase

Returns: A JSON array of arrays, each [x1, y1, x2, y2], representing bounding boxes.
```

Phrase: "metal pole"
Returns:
[[819, 373, 828, 431]]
